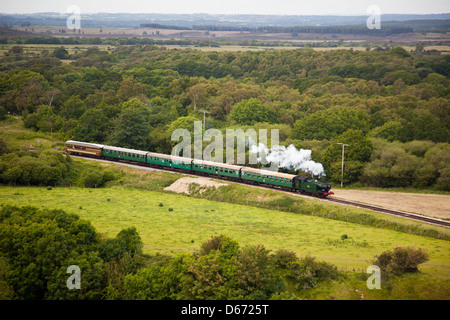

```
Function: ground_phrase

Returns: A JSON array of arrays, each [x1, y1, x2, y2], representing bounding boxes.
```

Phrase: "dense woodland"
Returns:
[[0, 41, 449, 189]]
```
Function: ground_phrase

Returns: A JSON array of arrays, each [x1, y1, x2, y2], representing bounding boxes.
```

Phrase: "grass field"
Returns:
[[1, 185, 449, 278]]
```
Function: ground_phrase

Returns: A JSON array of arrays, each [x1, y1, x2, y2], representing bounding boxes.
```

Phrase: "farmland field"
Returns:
[[333, 189, 450, 220]]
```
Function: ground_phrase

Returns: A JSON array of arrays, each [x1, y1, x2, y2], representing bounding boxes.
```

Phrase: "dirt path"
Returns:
[[164, 177, 228, 194], [332, 190, 450, 220]]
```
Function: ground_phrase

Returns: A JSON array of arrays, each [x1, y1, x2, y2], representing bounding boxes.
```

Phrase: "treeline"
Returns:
[[0, 205, 430, 299], [0, 41, 449, 189], [193, 24, 414, 36], [140, 23, 188, 30], [2, 35, 221, 47]]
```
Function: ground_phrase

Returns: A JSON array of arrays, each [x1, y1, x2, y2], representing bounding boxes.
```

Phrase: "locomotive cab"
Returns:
[[294, 176, 334, 197]]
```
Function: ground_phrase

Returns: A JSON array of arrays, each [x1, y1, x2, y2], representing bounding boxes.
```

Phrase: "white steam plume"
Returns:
[[250, 143, 326, 177]]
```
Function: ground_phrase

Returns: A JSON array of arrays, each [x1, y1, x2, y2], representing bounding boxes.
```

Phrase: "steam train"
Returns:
[[64, 140, 334, 198]]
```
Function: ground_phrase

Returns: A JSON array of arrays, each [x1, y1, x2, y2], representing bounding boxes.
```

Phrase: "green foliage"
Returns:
[[0, 43, 449, 189], [109, 99, 151, 150], [389, 46, 411, 59], [0, 106, 7, 121], [73, 108, 109, 143], [123, 235, 286, 300], [322, 129, 373, 183], [271, 249, 298, 269], [361, 139, 448, 189], [286, 255, 340, 290], [373, 247, 429, 275], [98, 227, 143, 261], [293, 107, 370, 140], [370, 121, 403, 142], [52, 46, 69, 59], [166, 115, 201, 145], [0, 205, 152, 300], [0, 205, 105, 299], [23, 105, 63, 132], [228, 98, 277, 125], [0, 150, 71, 186], [0, 137, 9, 155]]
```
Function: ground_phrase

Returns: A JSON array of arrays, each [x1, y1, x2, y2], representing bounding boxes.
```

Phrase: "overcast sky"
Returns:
[[1, 0, 449, 15]]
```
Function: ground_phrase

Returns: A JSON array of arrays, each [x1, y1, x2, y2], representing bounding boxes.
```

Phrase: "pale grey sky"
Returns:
[[1, 0, 449, 15]]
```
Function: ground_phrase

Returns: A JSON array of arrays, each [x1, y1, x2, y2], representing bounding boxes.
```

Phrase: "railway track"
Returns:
[[71, 155, 450, 228]]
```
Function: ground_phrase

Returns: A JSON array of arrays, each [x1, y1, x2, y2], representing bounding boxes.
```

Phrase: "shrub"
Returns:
[[373, 247, 429, 275], [287, 255, 339, 290], [272, 249, 298, 269], [78, 168, 104, 188]]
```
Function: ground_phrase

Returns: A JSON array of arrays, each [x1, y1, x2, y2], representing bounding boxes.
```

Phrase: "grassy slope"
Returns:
[[1, 185, 449, 277]]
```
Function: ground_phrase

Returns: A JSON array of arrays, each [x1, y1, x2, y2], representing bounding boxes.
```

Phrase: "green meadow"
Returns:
[[1, 185, 449, 278]]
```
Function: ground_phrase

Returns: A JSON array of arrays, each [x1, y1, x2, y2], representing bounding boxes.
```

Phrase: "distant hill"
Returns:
[[0, 12, 449, 30]]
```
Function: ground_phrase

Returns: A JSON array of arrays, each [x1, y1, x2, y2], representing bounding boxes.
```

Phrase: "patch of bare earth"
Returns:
[[332, 190, 450, 220], [164, 177, 227, 194]]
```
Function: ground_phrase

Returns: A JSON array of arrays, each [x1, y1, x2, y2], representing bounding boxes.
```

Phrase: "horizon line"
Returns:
[[1, 11, 450, 16]]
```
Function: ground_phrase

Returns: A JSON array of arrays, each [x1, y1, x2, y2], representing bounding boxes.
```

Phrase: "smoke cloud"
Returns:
[[250, 143, 326, 177]]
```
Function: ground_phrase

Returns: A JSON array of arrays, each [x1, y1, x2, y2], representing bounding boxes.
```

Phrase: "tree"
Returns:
[[61, 95, 86, 119], [0, 206, 105, 299], [73, 108, 109, 143], [52, 46, 69, 59], [0, 137, 9, 155], [322, 129, 373, 183], [292, 107, 370, 140], [389, 46, 411, 59], [98, 227, 143, 262], [165, 115, 201, 149], [109, 99, 151, 150], [370, 121, 403, 142], [228, 98, 277, 125]]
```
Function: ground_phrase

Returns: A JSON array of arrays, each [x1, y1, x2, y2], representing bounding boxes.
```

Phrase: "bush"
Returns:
[[373, 247, 429, 275], [287, 255, 339, 290], [272, 249, 298, 269], [78, 168, 104, 188], [0, 206, 105, 299]]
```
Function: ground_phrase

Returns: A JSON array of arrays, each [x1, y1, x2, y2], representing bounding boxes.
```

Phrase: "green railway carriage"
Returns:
[[102, 145, 147, 163], [241, 167, 296, 189], [192, 159, 242, 179], [64, 139, 334, 198], [147, 152, 192, 170]]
